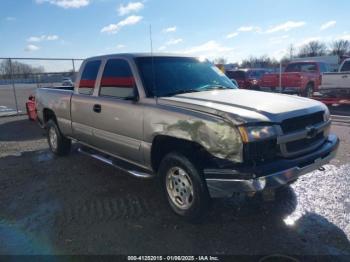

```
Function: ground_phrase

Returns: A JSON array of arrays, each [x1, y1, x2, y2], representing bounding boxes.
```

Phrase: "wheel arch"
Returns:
[[150, 135, 217, 174], [43, 108, 57, 125]]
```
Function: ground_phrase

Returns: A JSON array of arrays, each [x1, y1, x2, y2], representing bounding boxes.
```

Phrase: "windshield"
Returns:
[[135, 57, 236, 97], [285, 62, 317, 73]]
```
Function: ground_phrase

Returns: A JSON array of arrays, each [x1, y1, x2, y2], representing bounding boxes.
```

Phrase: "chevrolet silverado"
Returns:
[[35, 54, 339, 220]]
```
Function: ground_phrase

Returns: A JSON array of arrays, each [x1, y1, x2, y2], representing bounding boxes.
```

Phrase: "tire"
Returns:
[[46, 119, 71, 156], [158, 152, 210, 221], [302, 84, 314, 97]]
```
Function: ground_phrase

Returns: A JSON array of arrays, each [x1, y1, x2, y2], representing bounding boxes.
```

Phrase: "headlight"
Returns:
[[238, 125, 277, 143], [323, 108, 330, 122]]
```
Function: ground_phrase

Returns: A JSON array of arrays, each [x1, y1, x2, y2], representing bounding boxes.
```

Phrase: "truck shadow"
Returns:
[[0, 117, 45, 142], [0, 149, 349, 255]]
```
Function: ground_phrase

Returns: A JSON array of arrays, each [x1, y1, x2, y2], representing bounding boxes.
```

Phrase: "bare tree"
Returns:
[[214, 57, 227, 65], [329, 40, 350, 56], [240, 55, 279, 68], [0, 59, 44, 79], [298, 41, 327, 57]]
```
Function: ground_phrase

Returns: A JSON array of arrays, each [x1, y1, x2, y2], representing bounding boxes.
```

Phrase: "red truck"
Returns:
[[259, 61, 329, 97]]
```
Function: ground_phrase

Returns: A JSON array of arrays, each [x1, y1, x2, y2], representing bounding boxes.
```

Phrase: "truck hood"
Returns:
[[159, 89, 326, 124]]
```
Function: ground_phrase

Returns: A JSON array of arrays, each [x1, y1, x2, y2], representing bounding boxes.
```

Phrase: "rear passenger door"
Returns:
[[90, 58, 144, 165], [71, 59, 102, 144]]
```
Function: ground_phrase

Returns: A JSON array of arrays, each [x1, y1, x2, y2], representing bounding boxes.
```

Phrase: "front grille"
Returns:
[[244, 139, 278, 163], [286, 132, 324, 152], [281, 111, 324, 133]]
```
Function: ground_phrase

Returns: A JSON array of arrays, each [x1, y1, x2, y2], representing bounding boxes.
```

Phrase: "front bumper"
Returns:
[[204, 134, 339, 198]]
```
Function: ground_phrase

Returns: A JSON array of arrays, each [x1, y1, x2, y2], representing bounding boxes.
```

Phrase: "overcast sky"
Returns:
[[0, 0, 349, 63]]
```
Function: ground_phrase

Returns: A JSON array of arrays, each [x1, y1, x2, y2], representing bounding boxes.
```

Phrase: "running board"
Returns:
[[78, 147, 154, 179]]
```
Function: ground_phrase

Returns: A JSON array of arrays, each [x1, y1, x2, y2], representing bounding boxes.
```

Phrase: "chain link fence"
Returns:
[[0, 58, 84, 117]]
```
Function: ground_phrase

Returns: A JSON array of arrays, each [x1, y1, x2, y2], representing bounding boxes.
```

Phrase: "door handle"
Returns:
[[93, 104, 101, 113]]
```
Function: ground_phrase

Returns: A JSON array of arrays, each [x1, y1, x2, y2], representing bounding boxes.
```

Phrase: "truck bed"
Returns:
[[259, 72, 302, 88], [35, 87, 73, 135], [320, 72, 350, 89]]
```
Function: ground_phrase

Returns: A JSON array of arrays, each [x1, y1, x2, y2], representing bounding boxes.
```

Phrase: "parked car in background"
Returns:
[[35, 54, 338, 220], [225, 69, 270, 90], [259, 61, 329, 97], [313, 58, 350, 105], [62, 77, 74, 87]]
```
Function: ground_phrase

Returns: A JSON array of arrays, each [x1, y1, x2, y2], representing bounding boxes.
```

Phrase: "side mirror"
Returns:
[[132, 88, 140, 101], [124, 87, 139, 101]]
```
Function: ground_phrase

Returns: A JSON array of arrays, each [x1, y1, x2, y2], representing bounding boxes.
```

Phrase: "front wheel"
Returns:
[[158, 152, 210, 221], [47, 119, 71, 156]]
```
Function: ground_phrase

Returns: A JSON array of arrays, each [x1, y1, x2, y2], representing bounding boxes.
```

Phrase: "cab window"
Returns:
[[99, 59, 135, 99], [340, 61, 350, 72], [79, 60, 101, 95]]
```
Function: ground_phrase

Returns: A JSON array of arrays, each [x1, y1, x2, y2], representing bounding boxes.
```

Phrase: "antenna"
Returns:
[[149, 24, 157, 99], [149, 24, 153, 54]]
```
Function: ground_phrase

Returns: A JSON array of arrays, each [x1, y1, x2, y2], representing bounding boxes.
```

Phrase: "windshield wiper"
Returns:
[[162, 89, 201, 97], [197, 84, 230, 91]]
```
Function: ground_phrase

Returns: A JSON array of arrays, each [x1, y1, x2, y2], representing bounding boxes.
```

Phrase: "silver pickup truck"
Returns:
[[36, 53, 339, 220]]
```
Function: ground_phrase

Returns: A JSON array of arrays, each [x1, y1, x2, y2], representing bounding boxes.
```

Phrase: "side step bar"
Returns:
[[78, 147, 154, 179]]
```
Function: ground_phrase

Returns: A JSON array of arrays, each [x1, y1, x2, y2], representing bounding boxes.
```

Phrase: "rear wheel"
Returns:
[[47, 120, 71, 156], [159, 152, 210, 221]]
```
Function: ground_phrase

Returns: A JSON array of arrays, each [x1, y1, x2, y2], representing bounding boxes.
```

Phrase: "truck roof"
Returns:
[[288, 60, 325, 64], [86, 53, 195, 61]]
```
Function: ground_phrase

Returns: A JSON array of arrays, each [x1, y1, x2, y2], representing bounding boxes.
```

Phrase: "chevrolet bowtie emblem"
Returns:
[[306, 125, 317, 139]]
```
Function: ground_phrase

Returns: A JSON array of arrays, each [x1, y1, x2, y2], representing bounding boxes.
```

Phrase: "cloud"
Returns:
[[295, 36, 322, 48], [182, 40, 234, 60], [335, 33, 350, 41], [266, 21, 306, 33], [272, 48, 288, 60], [163, 26, 177, 33], [46, 35, 59, 40], [269, 35, 290, 44], [158, 38, 183, 51], [5, 17, 16, 21], [166, 38, 183, 45], [101, 15, 143, 34], [116, 44, 126, 49], [237, 26, 260, 32], [35, 0, 90, 9], [27, 35, 59, 42], [320, 20, 336, 30], [226, 26, 260, 39], [226, 32, 239, 39], [118, 2, 144, 16], [25, 44, 40, 52]]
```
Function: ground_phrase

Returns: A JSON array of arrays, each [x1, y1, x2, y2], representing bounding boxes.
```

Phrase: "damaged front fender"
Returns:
[[153, 118, 243, 163]]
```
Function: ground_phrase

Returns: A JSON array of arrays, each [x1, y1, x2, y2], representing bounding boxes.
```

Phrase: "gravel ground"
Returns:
[[0, 115, 349, 258]]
